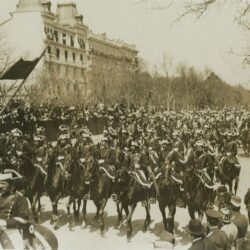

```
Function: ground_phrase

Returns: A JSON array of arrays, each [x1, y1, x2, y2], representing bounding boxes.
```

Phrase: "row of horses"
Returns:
[[18, 148, 239, 240]]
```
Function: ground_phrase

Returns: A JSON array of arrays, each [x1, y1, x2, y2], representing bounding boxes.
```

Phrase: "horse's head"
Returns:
[[160, 166, 172, 187], [221, 156, 240, 180], [184, 169, 198, 187], [114, 168, 130, 193], [83, 156, 96, 185]]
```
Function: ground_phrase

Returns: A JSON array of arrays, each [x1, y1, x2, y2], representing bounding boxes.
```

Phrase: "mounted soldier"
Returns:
[[33, 131, 48, 173], [158, 138, 173, 168], [51, 125, 73, 186]]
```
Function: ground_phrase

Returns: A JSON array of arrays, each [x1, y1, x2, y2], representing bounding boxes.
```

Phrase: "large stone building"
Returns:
[[0, 0, 138, 99]]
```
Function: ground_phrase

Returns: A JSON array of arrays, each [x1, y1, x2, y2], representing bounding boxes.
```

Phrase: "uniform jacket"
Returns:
[[0, 191, 29, 229], [188, 237, 217, 250], [206, 226, 229, 250], [232, 211, 248, 239]]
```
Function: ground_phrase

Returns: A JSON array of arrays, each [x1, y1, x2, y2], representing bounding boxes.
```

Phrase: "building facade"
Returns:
[[0, 0, 138, 99]]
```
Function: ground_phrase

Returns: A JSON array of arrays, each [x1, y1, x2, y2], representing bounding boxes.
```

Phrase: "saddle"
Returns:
[[131, 170, 153, 189], [99, 165, 116, 181]]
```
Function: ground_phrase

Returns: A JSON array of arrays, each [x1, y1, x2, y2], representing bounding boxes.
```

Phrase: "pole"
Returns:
[[0, 43, 50, 115]]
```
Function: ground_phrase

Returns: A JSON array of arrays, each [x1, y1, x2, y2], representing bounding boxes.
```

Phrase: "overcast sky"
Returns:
[[0, 0, 250, 86]]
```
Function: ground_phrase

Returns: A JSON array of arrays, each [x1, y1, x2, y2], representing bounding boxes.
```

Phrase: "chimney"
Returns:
[[41, 1, 52, 12], [16, 0, 43, 12], [56, 2, 79, 26]]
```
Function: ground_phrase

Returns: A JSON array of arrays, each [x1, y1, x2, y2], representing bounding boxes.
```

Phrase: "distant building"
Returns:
[[0, 0, 138, 95]]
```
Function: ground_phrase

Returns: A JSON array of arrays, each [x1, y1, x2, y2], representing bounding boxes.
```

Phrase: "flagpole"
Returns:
[[0, 43, 50, 116]]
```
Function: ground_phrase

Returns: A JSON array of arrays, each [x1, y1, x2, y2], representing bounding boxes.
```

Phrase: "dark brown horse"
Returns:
[[241, 128, 250, 155], [217, 155, 240, 194], [157, 167, 178, 233], [66, 156, 94, 230], [113, 168, 153, 240], [83, 159, 113, 234], [9, 154, 46, 223], [46, 150, 69, 230], [25, 163, 46, 223], [184, 169, 214, 220]]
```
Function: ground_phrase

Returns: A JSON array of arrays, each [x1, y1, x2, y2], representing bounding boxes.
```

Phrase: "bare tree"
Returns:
[[161, 54, 175, 111], [138, 0, 250, 65], [0, 34, 18, 107]]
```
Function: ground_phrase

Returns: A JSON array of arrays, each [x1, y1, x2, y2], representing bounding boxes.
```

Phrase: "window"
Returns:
[[78, 38, 85, 49], [80, 54, 83, 62], [56, 48, 60, 59], [44, 27, 53, 40], [54, 31, 58, 42], [70, 36, 74, 47], [62, 33, 66, 45], [72, 52, 76, 63], [47, 46, 51, 54], [65, 50, 68, 61]]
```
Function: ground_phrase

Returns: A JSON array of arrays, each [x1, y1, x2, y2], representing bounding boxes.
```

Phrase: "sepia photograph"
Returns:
[[0, 0, 250, 249]]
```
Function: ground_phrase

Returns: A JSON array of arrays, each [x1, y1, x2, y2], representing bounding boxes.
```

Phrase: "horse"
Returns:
[[113, 168, 153, 240], [8, 153, 46, 223], [217, 155, 240, 194], [25, 162, 46, 223], [184, 168, 214, 220], [157, 166, 178, 233], [66, 155, 94, 230], [241, 128, 250, 155], [83, 158, 113, 234], [46, 149, 69, 230]]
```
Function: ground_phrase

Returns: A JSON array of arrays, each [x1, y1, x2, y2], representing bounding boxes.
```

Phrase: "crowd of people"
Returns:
[[0, 103, 250, 249]]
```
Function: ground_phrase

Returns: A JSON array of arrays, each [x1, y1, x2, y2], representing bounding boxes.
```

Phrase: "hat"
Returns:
[[186, 219, 205, 236], [34, 135, 45, 142], [231, 195, 241, 207], [161, 139, 172, 145], [11, 128, 22, 137], [68, 106, 75, 111], [227, 132, 233, 137], [172, 130, 180, 137], [131, 141, 139, 147], [194, 140, 206, 147], [217, 185, 227, 194], [58, 134, 70, 140], [81, 133, 91, 138], [205, 209, 222, 219], [36, 126, 45, 134], [59, 125, 69, 132]]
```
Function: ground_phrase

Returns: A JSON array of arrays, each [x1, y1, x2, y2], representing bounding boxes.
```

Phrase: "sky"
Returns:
[[0, 0, 250, 87]]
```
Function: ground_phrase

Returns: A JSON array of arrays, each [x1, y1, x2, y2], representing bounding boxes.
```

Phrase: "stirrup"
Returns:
[[84, 193, 90, 200], [111, 193, 118, 202], [149, 197, 156, 204], [141, 200, 148, 207]]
